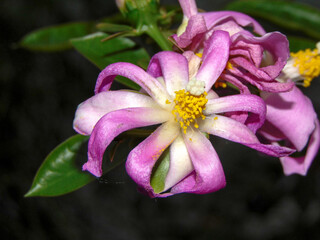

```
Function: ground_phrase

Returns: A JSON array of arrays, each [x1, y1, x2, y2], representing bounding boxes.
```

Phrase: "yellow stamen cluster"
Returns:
[[172, 89, 208, 134], [291, 48, 320, 87]]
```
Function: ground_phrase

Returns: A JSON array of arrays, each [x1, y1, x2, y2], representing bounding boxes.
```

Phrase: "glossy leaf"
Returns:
[[20, 22, 94, 52], [25, 135, 93, 197], [71, 32, 150, 90], [287, 36, 317, 52], [150, 148, 170, 193], [226, 0, 320, 39]]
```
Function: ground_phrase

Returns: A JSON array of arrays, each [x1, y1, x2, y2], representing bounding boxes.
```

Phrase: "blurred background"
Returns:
[[1, 0, 320, 239]]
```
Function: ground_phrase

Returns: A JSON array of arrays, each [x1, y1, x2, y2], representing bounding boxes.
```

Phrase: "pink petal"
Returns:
[[126, 121, 180, 197], [172, 14, 207, 49], [201, 11, 266, 35], [84, 108, 172, 177], [178, 0, 198, 18], [230, 32, 290, 81], [94, 62, 171, 109], [171, 129, 226, 194], [147, 51, 189, 97], [73, 90, 158, 135], [204, 94, 266, 133], [199, 115, 295, 157], [262, 86, 317, 151], [280, 120, 320, 176], [196, 30, 231, 91]]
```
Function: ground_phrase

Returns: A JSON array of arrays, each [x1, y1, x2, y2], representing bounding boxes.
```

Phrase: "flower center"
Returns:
[[171, 79, 208, 134], [291, 46, 320, 87]]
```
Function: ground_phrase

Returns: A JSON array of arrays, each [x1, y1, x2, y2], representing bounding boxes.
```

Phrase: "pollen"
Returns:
[[172, 88, 208, 134], [196, 52, 203, 58], [226, 62, 233, 70], [291, 46, 320, 87]]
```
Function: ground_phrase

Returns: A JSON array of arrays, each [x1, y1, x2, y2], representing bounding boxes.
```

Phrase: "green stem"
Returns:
[[146, 24, 172, 51]]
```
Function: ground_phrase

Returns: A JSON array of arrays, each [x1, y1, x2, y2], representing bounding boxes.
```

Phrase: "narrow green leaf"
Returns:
[[150, 148, 170, 193], [20, 22, 94, 52], [96, 23, 133, 32], [287, 36, 317, 52], [226, 0, 320, 39], [71, 32, 150, 90], [25, 134, 93, 197]]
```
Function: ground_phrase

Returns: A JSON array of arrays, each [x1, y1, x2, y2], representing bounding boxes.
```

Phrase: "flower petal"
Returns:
[[73, 90, 158, 135], [196, 30, 231, 91], [178, 0, 198, 18], [126, 121, 180, 197], [280, 120, 320, 176], [199, 115, 295, 157], [84, 108, 172, 177], [230, 31, 290, 81], [170, 129, 226, 194], [261, 86, 317, 151], [204, 94, 266, 133], [201, 11, 266, 35], [94, 62, 171, 109], [163, 134, 194, 191], [172, 14, 207, 49], [147, 51, 189, 97]]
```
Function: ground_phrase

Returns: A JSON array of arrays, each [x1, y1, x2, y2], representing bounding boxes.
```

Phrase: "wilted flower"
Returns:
[[174, 0, 293, 93], [74, 31, 293, 197], [259, 86, 319, 175]]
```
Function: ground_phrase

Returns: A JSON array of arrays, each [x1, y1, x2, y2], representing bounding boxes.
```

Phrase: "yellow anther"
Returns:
[[166, 99, 171, 104], [214, 81, 227, 89], [291, 48, 320, 87], [196, 53, 203, 58], [214, 116, 218, 120], [172, 89, 208, 134], [226, 62, 233, 70]]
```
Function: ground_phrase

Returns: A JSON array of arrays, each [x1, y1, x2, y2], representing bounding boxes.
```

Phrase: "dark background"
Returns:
[[1, 0, 320, 239]]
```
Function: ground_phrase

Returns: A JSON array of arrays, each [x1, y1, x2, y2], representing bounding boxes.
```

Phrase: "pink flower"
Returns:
[[73, 31, 293, 197], [174, 0, 293, 93]]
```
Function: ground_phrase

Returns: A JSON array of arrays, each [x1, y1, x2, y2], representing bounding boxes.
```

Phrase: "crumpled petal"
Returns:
[[126, 121, 180, 197], [147, 51, 189, 97], [84, 108, 172, 177], [172, 14, 207, 49], [200, 11, 266, 35], [196, 30, 231, 91], [163, 134, 194, 192], [170, 129, 226, 194], [204, 94, 266, 133], [230, 32, 289, 81], [199, 114, 295, 157], [94, 62, 171, 109], [280, 120, 320, 176], [261, 86, 317, 151], [73, 90, 158, 135]]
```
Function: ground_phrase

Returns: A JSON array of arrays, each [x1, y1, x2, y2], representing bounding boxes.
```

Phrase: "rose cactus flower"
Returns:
[[73, 31, 293, 197], [174, 0, 293, 93], [259, 86, 319, 175]]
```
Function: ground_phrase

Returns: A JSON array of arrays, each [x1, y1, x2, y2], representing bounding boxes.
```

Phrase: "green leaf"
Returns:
[[25, 134, 93, 197], [96, 23, 133, 32], [71, 32, 150, 90], [20, 22, 94, 52], [287, 36, 317, 52], [225, 0, 320, 39], [150, 148, 170, 193]]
